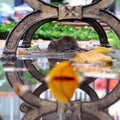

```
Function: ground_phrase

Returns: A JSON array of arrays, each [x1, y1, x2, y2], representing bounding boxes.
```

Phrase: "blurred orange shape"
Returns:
[[14, 84, 29, 96], [45, 61, 79, 103], [72, 50, 112, 64]]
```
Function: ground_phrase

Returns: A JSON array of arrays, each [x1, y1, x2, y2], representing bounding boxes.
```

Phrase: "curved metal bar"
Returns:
[[22, 19, 57, 47], [95, 81, 120, 110], [20, 84, 48, 114], [3, 60, 57, 117], [6, 71, 41, 107], [24, 0, 57, 10], [20, 103, 33, 113], [83, 10, 120, 43], [81, 85, 99, 101], [23, 18, 108, 47], [86, 111, 113, 120], [22, 17, 109, 88], [3, 11, 40, 54], [3, 60, 55, 109], [83, 4, 120, 53], [24, 0, 44, 10], [3, 0, 120, 119], [82, 18, 109, 46], [82, 113, 98, 120], [22, 103, 57, 120], [25, 0, 115, 10], [83, 0, 115, 13], [20, 84, 49, 114], [24, 60, 45, 82], [5, 71, 57, 111], [3, 7, 57, 55], [22, 108, 43, 120], [96, 10, 120, 39], [81, 10, 120, 110], [33, 83, 48, 97], [82, 81, 120, 113], [95, 0, 115, 9]]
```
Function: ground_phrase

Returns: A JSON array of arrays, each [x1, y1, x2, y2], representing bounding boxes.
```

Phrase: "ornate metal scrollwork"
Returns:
[[3, 0, 120, 120], [58, 6, 83, 20]]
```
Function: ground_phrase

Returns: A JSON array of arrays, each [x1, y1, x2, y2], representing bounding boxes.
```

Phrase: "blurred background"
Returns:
[[0, 0, 120, 24]]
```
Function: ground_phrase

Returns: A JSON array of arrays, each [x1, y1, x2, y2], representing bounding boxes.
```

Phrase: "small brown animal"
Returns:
[[47, 36, 86, 68], [47, 36, 85, 52]]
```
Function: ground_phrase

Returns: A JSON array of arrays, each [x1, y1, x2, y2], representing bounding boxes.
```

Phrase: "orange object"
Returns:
[[14, 84, 29, 96], [18, 49, 29, 55], [95, 79, 118, 90], [45, 61, 79, 103], [72, 50, 112, 64]]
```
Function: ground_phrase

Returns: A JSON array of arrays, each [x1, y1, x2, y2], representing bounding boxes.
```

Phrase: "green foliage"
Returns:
[[33, 22, 99, 40], [107, 30, 120, 49], [21, 69, 48, 84], [21, 72, 38, 84], [116, 0, 120, 5], [0, 21, 120, 84], [0, 22, 16, 39], [0, 21, 120, 49], [0, 65, 5, 80], [50, 0, 68, 5]]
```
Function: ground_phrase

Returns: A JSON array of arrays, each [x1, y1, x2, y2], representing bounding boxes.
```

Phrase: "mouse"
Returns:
[[47, 36, 85, 52], [47, 36, 86, 68]]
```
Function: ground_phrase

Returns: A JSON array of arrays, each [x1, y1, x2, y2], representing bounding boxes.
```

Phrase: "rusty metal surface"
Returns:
[[3, 0, 120, 120]]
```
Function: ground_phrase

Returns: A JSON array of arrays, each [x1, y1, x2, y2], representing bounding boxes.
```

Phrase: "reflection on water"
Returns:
[[1, 50, 120, 94], [1, 47, 120, 119]]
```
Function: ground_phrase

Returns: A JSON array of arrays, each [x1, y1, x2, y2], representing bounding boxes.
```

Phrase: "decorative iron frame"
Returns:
[[2, 0, 120, 120]]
